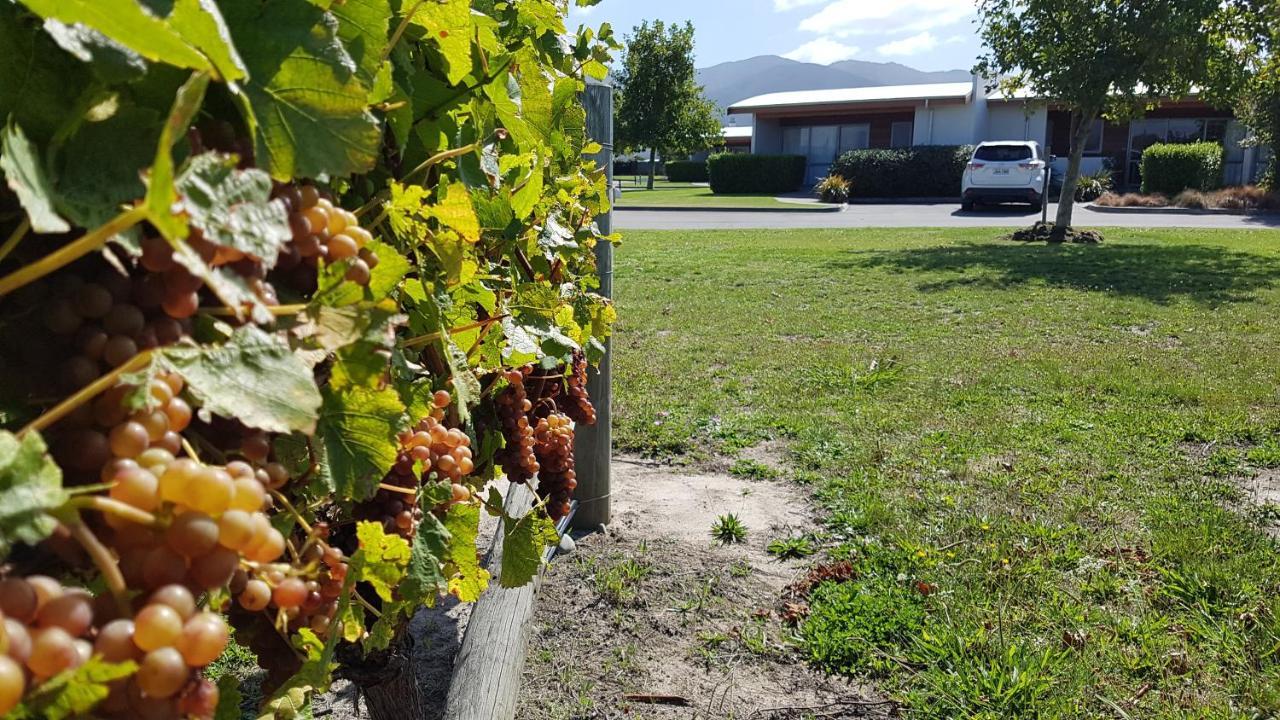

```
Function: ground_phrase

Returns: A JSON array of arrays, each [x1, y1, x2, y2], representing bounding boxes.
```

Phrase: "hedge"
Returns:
[[707, 154, 806, 194], [665, 160, 708, 183], [832, 145, 974, 198], [1140, 142, 1224, 195]]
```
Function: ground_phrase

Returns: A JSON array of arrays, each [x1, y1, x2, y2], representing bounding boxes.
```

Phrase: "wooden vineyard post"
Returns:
[[573, 77, 614, 531]]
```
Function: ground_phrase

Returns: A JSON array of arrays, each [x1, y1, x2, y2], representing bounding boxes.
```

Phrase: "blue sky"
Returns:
[[569, 0, 984, 71]]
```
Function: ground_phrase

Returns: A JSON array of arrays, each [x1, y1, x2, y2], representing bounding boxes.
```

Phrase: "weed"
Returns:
[[767, 534, 818, 559], [711, 513, 748, 544], [729, 458, 779, 480]]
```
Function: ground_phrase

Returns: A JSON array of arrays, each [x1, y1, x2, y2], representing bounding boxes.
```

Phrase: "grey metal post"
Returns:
[[573, 79, 613, 530]]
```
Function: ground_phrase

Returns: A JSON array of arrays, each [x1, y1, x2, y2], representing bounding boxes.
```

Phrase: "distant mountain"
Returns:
[[697, 55, 972, 126]]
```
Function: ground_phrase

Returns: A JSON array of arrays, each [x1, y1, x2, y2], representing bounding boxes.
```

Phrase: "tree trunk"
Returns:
[[647, 147, 656, 190], [343, 633, 428, 720], [1051, 109, 1097, 242]]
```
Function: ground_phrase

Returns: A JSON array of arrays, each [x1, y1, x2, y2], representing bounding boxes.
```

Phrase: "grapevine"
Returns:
[[0, 0, 617, 718]]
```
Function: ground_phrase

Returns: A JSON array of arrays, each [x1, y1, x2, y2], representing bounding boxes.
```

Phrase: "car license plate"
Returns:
[[994, 168, 1010, 175]]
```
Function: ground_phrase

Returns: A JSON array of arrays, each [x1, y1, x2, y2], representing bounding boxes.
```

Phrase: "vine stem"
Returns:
[[353, 591, 383, 619], [19, 351, 153, 437], [0, 217, 31, 265], [382, 0, 429, 63], [62, 514, 131, 615], [64, 495, 160, 527], [377, 482, 418, 496], [354, 139, 488, 218], [201, 303, 307, 318], [399, 314, 508, 349], [270, 489, 314, 536], [0, 205, 147, 298]]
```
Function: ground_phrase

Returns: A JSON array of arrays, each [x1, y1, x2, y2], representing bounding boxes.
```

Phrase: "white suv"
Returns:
[[961, 141, 1046, 211]]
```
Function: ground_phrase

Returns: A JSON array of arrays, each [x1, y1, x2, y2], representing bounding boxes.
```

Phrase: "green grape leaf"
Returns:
[[329, 341, 390, 391], [224, 0, 381, 180], [16, 0, 246, 82], [213, 674, 245, 720], [309, 298, 401, 353], [55, 104, 164, 229], [364, 599, 406, 651], [331, 0, 391, 89], [145, 71, 211, 243], [0, 430, 67, 557], [0, 4, 93, 147], [10, 657, 137, 720], [500, 507, 558, 589], [41, 18, 147, 83], [400, 508, 450, 606], [443, 502, 490, 601], [258, 686, 311, 720], [313, 240, 410, 308], [0, 120, 70, 233], [158, 325, 323, 435], [175, 153, 292, 265], [318, 385, 405, 501], [409, 0, 473, 84], [356, 520, 411, 602]]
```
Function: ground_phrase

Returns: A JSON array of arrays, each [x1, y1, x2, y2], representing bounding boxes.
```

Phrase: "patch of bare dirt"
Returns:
[[516, 457, 887, 720]]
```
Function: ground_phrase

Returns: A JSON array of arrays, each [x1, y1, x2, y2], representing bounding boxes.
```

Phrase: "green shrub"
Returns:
[[832, 145, 973, 198], [1140, 142, 1224, 195], [707, 154, 805, 194], [815, 174, 851, 203], [664, 160, 708, 183], [1074, 166, 1115, 201]]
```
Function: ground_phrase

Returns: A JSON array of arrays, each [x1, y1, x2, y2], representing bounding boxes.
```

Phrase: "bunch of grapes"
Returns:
[[271, 184, 378, 292], [560, 351, 597, 426], [493, 370, 540, 483], [0, 577, 225, 718], [532, 413, 577, 521], [231, 537, 348, 639]]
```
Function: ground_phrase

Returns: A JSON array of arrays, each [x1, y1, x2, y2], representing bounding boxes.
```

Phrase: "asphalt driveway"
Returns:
[[615, 202, 1280, 231]]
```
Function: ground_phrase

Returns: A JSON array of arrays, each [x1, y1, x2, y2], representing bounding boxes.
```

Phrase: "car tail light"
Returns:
[[1019, 161, 1045, 170], [968, 162, 985, 170]]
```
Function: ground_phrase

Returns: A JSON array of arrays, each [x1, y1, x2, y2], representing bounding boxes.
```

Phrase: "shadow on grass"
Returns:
[[829, 241, 1280, 304]]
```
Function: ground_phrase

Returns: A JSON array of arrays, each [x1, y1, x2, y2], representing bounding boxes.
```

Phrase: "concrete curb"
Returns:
[[848, 197, 957, 205], [1086, 203, 1280, 217], [615, 203, 844, 214]]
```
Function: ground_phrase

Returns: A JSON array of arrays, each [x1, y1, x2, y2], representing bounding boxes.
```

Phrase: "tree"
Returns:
[[1216, 0, 1280, 188], [613, 21, 721, 190], [976, 0, 1235, 240]]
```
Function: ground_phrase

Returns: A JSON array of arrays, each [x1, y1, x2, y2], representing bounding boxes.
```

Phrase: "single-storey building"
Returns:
[[689, 125, 754, 162], [728, 75, 1272, 188]]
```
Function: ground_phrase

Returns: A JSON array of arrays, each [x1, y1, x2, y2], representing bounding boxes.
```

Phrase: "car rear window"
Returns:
[[974, 145, 1033, 162]]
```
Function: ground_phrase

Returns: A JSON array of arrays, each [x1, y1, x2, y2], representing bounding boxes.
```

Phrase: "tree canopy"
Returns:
[[976, 0, 1235, 238], [613, 20, 721, 189]]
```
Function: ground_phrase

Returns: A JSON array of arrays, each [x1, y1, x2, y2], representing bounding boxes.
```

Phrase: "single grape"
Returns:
[[76, 326, 109, 361], [345, 258, 371, 285], [167, 512, 220, 558], [149, 585, 196, 621], [104, 304, 146, 336], [188, 466, 234, 516], [74, 283, 114, 319], [190, 547, 239, 590], [44, 298, 82, 335], [162, 290, 200, 319], [108, 466, 160, 511], [163, 397, 193, 433], [327, 233, 359, 260], [2, 619, 29, 664], [175, 612, 228, 667], [0, 654, 23, 715], [109, 421, 150, 459], [272, 578, 307, 609], [136, 448, 175, 474], [35, 591, 93, 636], [0, 580, 37, 623], [142, 545, 189, 590], [245, 527, 286, 564], [133, 409, 170, 442], [27, 626, 79, 678], [216, 510, 256, 551], [137, 646, 188, 698], [95, 619, 141, 662], [158, 458, 199, 504], [25, 576, 62, 612], [60, 355, 99, 390], [238, 579, 271, 611], [177, 677, 219, 718], [134, 604, 183, 652]]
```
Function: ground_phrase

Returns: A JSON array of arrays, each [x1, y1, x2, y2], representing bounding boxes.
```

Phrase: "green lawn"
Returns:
[[613, 179, 814, 209], [612, 227, 1280, 719]]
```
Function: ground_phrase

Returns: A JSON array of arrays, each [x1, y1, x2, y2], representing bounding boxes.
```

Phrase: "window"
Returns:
[[1083, 119, 1104, 155], [890, 121, 913, 148], [974, 144, 1033, 162], [838, 124, 869, 155]]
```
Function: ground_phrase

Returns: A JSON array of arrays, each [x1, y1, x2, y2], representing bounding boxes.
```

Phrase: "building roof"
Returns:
[[721, 126, 753, 139], [728, 82, 974, 113]]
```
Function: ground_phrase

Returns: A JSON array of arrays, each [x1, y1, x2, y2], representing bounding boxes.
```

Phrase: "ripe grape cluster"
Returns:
[[0, 577, 225, 718], [560, 351, 597, 426], [361, 390, 475, 540], [271, 184, 378, 292], [532, 413, 577, 521], [232, 533, 349, 639], [493, 371, 540, 483]]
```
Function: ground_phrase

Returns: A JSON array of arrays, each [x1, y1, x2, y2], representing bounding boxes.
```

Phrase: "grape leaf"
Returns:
[[55, 103, 164, 229], [356, 521, 411, 602], [0, 4, 93, 147], [499, 508, 559, 588], [400, 507, 450, 606], [430, 180, 480, 242], [223, 0, 381, 180], [175, 152, 292, 266], [158, 325, 323, 435], [145, 71, 211, 242], [309, 298, 401, 353], [313, 239, 410, 308], [0, 430, 67, 557], [16, 0, 246, 82], [444, 502, 490, 601], [331, 0, 390, 89], [214, 674, 245, 720], [0, 120, 70, 233], [364, 599, 405, 651], [408, 0, 473, 84], [318, 385, 405, 501], [9, 657, 136, 720], [41, 18, 147, 83]]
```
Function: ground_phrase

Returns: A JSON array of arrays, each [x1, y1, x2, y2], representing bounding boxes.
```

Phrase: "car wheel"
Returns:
[[961, 200, 975, 212], [1029, 200, 1043, 212]]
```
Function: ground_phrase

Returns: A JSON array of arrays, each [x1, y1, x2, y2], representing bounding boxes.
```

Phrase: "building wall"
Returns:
[[752, 116, 783, 154], [914, 102, 977, 145], [987, 103, 1049, 144]]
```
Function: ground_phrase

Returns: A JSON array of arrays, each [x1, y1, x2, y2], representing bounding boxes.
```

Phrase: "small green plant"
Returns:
[[1074, 166, 1114, 201], [767, 534, 817, 559], [591, 556, 652, 604], [711, 513, 748, 544], [815, 174, 851, 203], [730, 458, 780, 480], [729, 560, 753, 577]]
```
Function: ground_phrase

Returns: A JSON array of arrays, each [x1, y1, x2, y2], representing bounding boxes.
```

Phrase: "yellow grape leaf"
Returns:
[[444, 503, 490, 601], [430, 181, 479, 243], [409, 0, 472, 84], [356, 520, 411, 601]]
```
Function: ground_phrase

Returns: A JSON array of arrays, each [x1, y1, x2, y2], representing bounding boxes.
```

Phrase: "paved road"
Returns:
[[616, 202, 1280, 231]]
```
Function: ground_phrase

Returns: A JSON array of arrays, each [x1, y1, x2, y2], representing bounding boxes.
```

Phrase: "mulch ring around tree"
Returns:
[[1008, 222, 1105, 244]]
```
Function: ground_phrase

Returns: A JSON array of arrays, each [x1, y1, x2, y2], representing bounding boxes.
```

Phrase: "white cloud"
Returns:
[[877, 31, 939, 57], [773, 0, 828, 10], [783, 37, 862, 64], [798, 0, 975, 37]]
